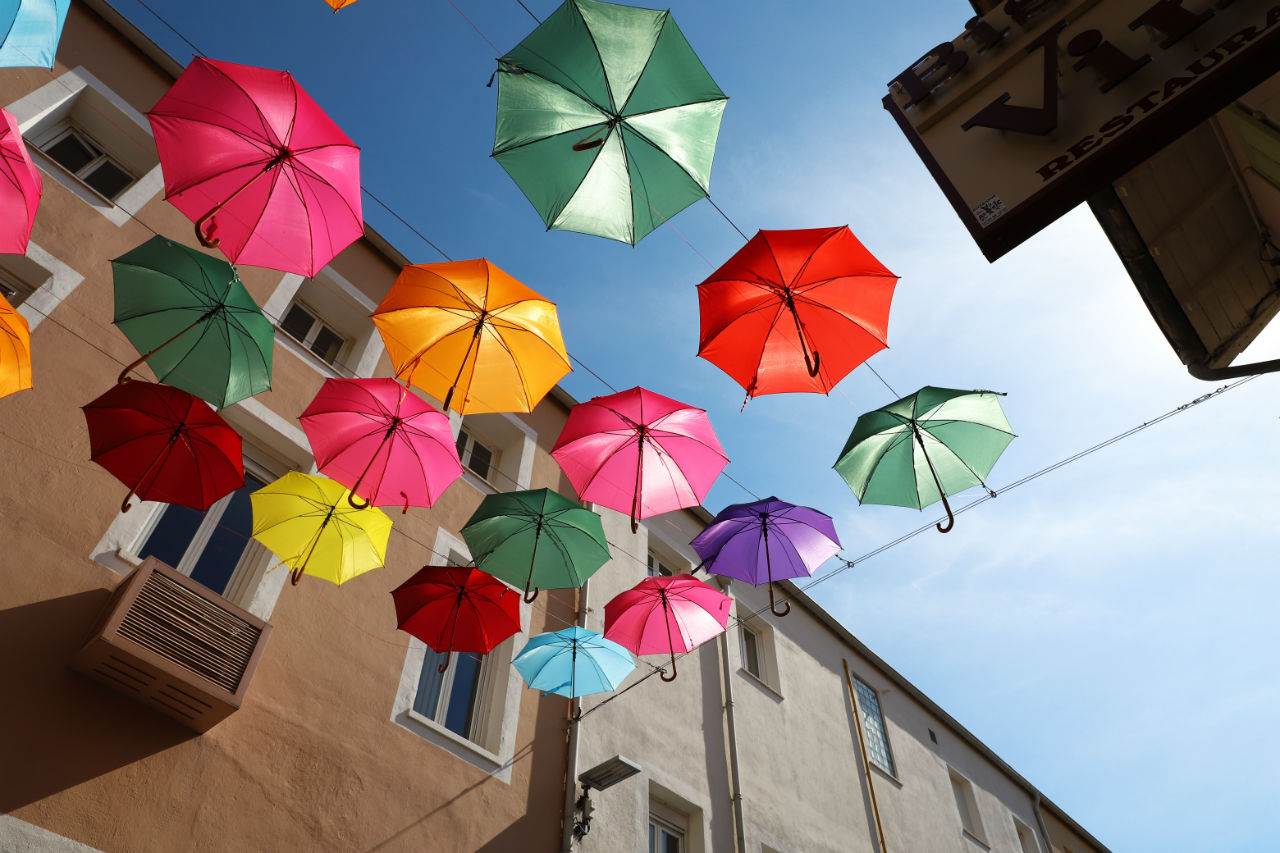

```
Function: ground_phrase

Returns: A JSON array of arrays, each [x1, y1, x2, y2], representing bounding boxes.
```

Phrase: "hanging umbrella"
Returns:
[[371, 259, 570, 414], [111, 236, 274, 407], [833, 387, 1015, 533], [697, 227, 898, 399], [82, 380, 244, 513], [603, 575, 730, 682], [551, 387, 727, 533], [322, 0, 357, 9], [250, 471, 392, 586], [147, 57, 362, 276], [513, 626, 634, 719], [461, 488, 610, 603], [299, 378, 461, 511], [392, 564, 522, 674], [492, 0, 727, 245], [0, 108, 41, 253], [0, 292, 30, 399], [0, 0, 69, 69], [691, 497, 841, 617]]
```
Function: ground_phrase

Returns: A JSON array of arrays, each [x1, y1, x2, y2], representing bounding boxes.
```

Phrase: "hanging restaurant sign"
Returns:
[[884, 0, 1280, 260]]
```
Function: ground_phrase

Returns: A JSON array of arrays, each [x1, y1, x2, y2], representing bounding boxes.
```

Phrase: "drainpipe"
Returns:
[[843, 659, 887, 853], [561, 578, 589, 852], [718, 625, 747, 853], [1032, 791, 1054, 853]]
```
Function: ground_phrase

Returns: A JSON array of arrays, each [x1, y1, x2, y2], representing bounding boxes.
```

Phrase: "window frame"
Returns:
[[852, 675, 897, 778], [949, 766, 988, 845], [278, 300, 348, 366], [1014, 816, 1041, 853], [647, 550, 676, 577], [449, 412, 537, 495], [739, 622, 762, 679], [37, 124, 137, 202], [455, 426, 500, 486], [648, 812, 686, 853]]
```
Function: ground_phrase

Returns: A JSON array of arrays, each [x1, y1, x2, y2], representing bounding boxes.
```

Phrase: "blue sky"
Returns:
[[108, 0, 1280, 850]]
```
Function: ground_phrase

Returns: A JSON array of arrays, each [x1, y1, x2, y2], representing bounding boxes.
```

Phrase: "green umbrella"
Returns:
[[112, 236, 274, 407], [492, 0, 727, 245], [833, 387, 1015, 533], [461, 488, 611, 603]]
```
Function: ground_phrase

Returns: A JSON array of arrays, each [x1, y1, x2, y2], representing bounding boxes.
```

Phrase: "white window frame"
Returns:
[[853, 675, 897, 777], [38, 124, 137, 201], [648, 811, 686, 853], [1014, 816, 1042, 853], [646, 550, 677, 577], [262, 270, 383, 379], [278, 300, 348, 366], [740, 622, 762, 678], [449, 412, 536, 494], [735, 601, 782, 696], [646, 781, 705, 853], [949, 767, 988, 845], [455, 426, 500, 486], [391, 528, 529, 780]]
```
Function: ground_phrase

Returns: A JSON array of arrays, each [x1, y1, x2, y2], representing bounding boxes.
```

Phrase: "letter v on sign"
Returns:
[[962, 22, 1066, 135]]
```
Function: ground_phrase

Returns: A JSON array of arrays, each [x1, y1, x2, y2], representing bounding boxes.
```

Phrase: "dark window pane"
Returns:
[[467, 441, 492, 481], [309, 325, 343, 364], [455, 429, 468, 459], [742, 629, 760, 677], [84, 160, 134, 200], [44, 134, 97, 173], [139, 504, 204, 569], [188, 473, 264, 595], [443, 652, 484, 737], [414, 647, 447, 718], [280, 304, 314, 342]]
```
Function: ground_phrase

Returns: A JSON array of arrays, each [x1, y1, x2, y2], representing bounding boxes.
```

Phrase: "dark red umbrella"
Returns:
[[392, 565, 522, 673], [697, 227, 898, 399], [82, 380, 244, 513]]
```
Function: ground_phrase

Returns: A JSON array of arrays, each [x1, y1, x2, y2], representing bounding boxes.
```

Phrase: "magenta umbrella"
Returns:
[[0, 108, 41, 254], [299, 378, 462, 511], [551, 387, 728, 533], [604, 575, 731, 682], [147, 57, 362, 277]]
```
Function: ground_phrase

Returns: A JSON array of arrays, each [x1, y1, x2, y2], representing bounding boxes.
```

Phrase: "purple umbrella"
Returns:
[[691, 497, 841, 617]]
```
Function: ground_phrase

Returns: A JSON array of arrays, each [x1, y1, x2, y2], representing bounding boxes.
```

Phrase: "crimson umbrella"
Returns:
[[551, 387, 728, 533], [82, 379, 244, 513], [392, 564, 523, 673], [603, 575, 730, 682], [147, 57, 362, 277], [299, 378, 462, 511], [697, 227, 898, 399], [0, 107, 41, 254], [691, 497, 841, 617]]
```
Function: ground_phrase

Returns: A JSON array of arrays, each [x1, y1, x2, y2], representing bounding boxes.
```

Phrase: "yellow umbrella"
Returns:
[[0, 294, 32, 399], [251, 472, 392, 586], [371, 259, 571, 414]]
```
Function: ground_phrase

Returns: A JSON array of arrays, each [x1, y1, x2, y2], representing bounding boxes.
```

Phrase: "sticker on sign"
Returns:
[[973, 195, 1007, 228]]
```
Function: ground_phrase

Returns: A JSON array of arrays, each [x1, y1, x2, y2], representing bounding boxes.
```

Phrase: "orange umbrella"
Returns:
[[372, 259, 570, 414], [0, 294, 31, 399]]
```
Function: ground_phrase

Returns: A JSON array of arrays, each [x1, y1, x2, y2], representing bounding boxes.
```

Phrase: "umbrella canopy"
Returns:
[[0, 292, 30, 399], [552, 387, 727, 532], [834, 387, 1015, 533], [0, 0, 69, 69], [392, 564, 522, 674], [323, 0, 357, 9], [691, 497, 841, 617], [147, 57, 362, 276], [461, 488, 610, 603], [0, 108, 41, 253], [299, 378, 462, 511], [492, 0, 727, 245], [513, 626, 634, 717], [111, 236, 274, 407], [251, 471, 392, 586], [82, 379, 244, 513], [603, 574, 730, 681], [371, 259, 570, 414], [697, 227, 898, 398]]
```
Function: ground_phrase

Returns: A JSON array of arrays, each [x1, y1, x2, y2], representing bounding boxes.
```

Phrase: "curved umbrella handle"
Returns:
[[569, 702, 583, 722], [346, 491, 370, 510], [289, 565, 305, 586], [523, 584, 540, 605], [936, 491, 955, 534], [437, 650, 452, 674], [571, 138, 604, 151], [195, 211, 221, 249], [660, 653, 678, 682], [804, 348, 821, 378], [630, 515, 639, 534], [769, 582, 791, 617]]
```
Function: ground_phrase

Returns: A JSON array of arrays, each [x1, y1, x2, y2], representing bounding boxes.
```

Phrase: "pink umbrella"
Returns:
[[551, 387, 728, 533], [147, 57, 362, 277], [0, 108, 41, 254], [604, 575, 731, 682], [299, 378, 462, 511]]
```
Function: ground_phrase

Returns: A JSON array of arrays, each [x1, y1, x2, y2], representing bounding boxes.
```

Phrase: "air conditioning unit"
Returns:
[[71, 557, 272, 732]]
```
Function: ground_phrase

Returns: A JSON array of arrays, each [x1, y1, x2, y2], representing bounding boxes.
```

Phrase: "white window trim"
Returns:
[[449, 411, 536, 493], [949, 766, 988, 846], [263, 270, 384, 380], [646, 778, 706, 853], [39, 124, 136, 201], [1014, 816, 1042, 853], [734, 599, 782, 698], [279, 301, 348, 365], [6, 66, 163, 225], [391, 528, 529, 782], [9, 242, 84, 330]]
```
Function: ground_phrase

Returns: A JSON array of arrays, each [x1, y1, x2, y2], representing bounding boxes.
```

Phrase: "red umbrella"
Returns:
[[0, 108, 41, 254], [551, 387, 728, 533], [603, 575, 731, 682], [697, 227, 898, 399], [147, 57, 362, 277], [299, 378, 462, 512], [82, 380, 244, 513], [392, 565, 522, 673]]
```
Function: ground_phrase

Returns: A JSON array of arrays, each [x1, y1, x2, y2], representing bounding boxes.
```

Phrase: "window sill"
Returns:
[[32, 148, 128, 208], [961, 829, 990, 850], [404, 707, 502, 770], [459, 468, 500, 495], [738, 666, 783, 701], [273, 329, 351, 379], [869, 762, 903, 788]]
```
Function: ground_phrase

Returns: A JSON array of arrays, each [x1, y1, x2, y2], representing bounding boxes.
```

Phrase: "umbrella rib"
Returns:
[[620, 96, 729, 122], [854, 429, 916, 505], [788, 227, 844, 287], [202, 60, 285, 149]]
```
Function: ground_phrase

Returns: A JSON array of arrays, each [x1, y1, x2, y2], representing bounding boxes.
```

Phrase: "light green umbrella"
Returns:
[[833, 387, 1015, 533], [112, 236, 274, 407], [461, 488, 610, 603], [492, 0, 727, 245]]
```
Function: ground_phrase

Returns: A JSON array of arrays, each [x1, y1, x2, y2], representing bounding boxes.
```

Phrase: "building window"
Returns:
[[456, 427, 498, 483], [39, 126, 136, 200], [413, 646, 493, 745], [1014, 817, 1040, 853], [279, 301, 347, 365], [949, 768, 987, 843], [649, 810, 686, 853], [853, 676, 896, 776], [647, 551, 676, 577], [740, 623, 762, 678], [735, 603, 780, 694], [0, 267, 33, 307]]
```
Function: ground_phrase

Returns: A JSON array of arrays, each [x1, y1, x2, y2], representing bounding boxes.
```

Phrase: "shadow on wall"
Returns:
[[0, 590, 196, 813]]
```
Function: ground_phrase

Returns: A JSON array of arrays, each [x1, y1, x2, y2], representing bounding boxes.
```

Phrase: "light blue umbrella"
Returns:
[[513, 627, 634, 719], [0, 0, 70, 69]]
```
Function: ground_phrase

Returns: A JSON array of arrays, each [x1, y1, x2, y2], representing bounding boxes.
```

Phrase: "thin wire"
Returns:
[[865, 363, 899, 398], [567, 353, 617, 393], [441, 0, 504, 54], [514, 0, 542, 24], [706, 196, 747, 242], [131, 0, 208, 58], [362, 188, 453, 262]]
